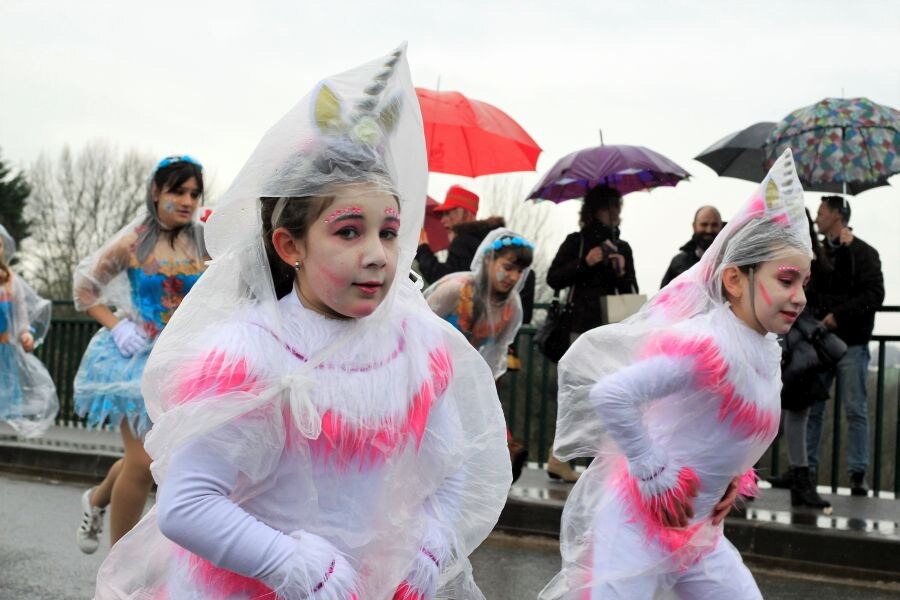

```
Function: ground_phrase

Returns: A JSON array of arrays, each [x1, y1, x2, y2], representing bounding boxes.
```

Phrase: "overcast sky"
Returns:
[[2, 0, 898, 324]]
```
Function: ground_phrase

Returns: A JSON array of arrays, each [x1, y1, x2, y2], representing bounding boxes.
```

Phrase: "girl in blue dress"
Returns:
[[0, 224, 57, 438], [73, 156, 207, 554]]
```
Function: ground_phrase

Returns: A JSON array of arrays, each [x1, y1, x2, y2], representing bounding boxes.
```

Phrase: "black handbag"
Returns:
[[536, 236, 583, 363], [780, 312, 848, 410], [535, 289, 575, 363]]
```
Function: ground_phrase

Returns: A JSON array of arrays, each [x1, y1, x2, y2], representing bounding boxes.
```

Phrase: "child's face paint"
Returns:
[[487, 253, 524, 296], [295, 183, 400, 319], [745, 253, 811, 335], [154, 176, 201, 229]]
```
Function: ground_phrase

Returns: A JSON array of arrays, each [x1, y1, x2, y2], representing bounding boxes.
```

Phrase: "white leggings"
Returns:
[[589, 501, 761, 600]]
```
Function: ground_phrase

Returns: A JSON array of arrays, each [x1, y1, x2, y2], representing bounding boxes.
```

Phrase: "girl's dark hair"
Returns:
[[493, 244, 534, 270], [260, 196, 334, 299], [137, 161, 206, 263], [579, 185, 622, 229]]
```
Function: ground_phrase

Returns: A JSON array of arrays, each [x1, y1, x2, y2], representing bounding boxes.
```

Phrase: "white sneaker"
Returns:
[[76, 487, 105, 554]]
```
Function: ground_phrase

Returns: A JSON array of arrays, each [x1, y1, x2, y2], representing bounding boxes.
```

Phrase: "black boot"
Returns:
[[790, 466, 831, 509], [849, 471, 869, 497]]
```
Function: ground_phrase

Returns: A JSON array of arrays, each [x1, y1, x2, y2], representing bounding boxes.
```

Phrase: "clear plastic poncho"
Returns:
[[71, 175, 206, 436], [540, 150, 812, 599], [0, 224, 58, 438], [94, 45, 510, 600], [423, 227, 532, 379]]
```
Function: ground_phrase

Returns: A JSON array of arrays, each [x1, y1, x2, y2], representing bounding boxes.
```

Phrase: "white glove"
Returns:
[[261, 530, 358, 600], [627, 446, 677, 498], [393, 516, 451, 600], [110, 319, 149, 357]]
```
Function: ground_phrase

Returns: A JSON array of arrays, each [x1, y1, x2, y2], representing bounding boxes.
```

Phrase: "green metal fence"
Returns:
[[38, 301, 99, 427], [42, 300, 900, 497]]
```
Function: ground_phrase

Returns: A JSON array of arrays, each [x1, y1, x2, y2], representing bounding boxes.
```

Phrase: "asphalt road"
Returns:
[[2, 473, 898, 599]]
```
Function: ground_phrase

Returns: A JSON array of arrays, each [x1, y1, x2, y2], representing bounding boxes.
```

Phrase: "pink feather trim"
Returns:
[[305, 346, 453, 471], [642, 334, 779, 441], [612, 459, 702, 553], [174, 351, 258, 408], [737, 468, 759, 498]]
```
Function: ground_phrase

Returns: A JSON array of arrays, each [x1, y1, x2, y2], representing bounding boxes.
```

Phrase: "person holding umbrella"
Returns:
[[547, 184, 639, 336], [544, 184, 638, 483], [806, 195, 884, 496]]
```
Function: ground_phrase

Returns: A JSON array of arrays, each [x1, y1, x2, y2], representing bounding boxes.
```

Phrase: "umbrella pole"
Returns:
[[598, 128, 605, 146]]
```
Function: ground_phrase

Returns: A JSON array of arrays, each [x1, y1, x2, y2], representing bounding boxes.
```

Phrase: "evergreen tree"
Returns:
[[0, 149, 31, 246]]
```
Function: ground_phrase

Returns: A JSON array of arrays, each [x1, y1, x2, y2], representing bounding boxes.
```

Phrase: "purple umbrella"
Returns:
[[527, 144, 690, 202]]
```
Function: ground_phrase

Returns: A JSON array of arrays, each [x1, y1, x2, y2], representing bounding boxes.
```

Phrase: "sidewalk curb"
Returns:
[[0, 440, 121, 483]]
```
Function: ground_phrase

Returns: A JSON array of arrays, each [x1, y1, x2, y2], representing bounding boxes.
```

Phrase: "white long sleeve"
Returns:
[[156, 437, 295, 580], [589, 354, 693, 487]]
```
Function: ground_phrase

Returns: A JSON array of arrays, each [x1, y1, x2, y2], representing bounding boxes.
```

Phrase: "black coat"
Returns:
[[546, 224, 638, 334], [660, 239, 701, 288], [810, 236, 884, 347], [415, 220, 496, 284]]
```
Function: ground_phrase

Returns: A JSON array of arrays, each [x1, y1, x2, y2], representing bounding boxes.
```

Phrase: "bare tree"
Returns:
[[21, 141, 155, 300]]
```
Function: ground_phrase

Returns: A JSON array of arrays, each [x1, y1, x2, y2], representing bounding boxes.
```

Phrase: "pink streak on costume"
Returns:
[[174, 352, 259, 407], [186, 551, 275, 599], [611, 458, 704, 554], [641, 333, 780, 440]]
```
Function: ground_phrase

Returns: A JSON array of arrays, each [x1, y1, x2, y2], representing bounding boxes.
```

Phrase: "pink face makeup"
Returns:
[[757, 282, 773, 306], [384, 207, 400, 220], [323, 206, 363, 225]]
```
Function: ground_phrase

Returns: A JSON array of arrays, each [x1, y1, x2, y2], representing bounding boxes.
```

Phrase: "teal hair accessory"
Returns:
[[485, 235, 534, 254]]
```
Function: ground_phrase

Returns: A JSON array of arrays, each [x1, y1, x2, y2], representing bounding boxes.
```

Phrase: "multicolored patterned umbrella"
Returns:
[[764, 97, 900, 195], [526, 144, 690, 202]]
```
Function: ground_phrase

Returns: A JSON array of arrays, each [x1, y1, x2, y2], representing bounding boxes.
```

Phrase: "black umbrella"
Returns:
[[694, 122, 775, 182]]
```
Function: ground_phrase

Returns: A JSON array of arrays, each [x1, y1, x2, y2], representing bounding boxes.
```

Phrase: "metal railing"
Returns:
[[39, 301, 900, 497]]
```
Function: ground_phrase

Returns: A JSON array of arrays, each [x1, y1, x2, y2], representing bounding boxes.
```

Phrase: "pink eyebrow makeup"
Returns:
[[384, 207, 400, 220], [778, 266, 802, 277], [323, 206, 363, 225]]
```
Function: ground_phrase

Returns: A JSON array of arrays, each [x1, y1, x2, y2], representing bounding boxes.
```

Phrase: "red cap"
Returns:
[[432, 185, 479, 214]]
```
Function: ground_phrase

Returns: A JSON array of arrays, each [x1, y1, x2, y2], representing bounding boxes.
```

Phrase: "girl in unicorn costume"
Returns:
[[73, 156, 206, 554], [424, 228, 534, 380], [93, 45, 510, 600], [0, 224, 58, 438], [540, 149, 812, 599]]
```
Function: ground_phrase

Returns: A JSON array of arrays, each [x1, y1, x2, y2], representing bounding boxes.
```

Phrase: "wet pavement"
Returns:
[[2, 473, 900, 599]]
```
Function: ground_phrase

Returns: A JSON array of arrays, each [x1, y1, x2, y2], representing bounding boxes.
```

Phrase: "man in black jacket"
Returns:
[[660, 205, 722, 287], [807, 196, 885, 496]]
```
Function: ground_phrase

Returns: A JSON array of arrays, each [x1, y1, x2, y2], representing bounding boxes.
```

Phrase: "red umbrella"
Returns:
[[424, 196, 451, 252], [416, 88, 541, 176]]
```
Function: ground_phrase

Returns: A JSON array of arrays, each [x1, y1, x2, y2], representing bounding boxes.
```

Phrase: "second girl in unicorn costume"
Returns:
[[93, 45, 509, 599], [541, 150, 812, 599]]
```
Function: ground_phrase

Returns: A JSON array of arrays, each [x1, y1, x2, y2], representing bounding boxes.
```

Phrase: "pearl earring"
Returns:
[[294, 260, 302, 271]]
